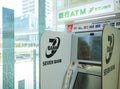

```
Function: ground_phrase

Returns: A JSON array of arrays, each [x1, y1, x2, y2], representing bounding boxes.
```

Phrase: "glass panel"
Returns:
[[0, 0, 40, 89], [73, 72, 101, 89], [57, 0, 68, 10], [45, 0, 54, 30], [14, 0, 39, 87], [0, 0, 58, 88], [45, 0, 59, 31], [77, 32, 102, 61], [0, 14, 2, 89]]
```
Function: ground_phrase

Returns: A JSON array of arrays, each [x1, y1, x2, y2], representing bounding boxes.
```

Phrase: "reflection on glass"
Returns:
[[73, 72, 101, 89], [78, 36, 102, 61], [14, 0, 39, 88], [0, 40, 1, 89], [0, 42, 1, 65], [1, 0, 55, 89], [57, 0, 68, 10], [77, 32, 102, 62], [1, 0, 39, 89]]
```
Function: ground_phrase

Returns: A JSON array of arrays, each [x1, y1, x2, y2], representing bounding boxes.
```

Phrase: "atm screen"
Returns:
[[73, 72, 101, 89], [77, 32, 102, 62]]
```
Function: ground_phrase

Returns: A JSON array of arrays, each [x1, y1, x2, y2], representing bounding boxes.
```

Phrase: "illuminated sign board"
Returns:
[[58, 0, 114, 21]]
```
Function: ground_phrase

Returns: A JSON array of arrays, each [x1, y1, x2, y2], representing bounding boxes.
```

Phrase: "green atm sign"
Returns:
[[59, 8, 86, 19], [58, 0, 114, 21]]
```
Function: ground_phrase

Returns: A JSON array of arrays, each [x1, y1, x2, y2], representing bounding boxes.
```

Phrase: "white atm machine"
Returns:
[[62, 25, 120, 89], [62, 31, 102, 89], [40, 25, 120, 89]]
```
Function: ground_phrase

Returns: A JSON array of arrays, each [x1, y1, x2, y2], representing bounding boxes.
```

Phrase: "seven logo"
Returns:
[[45, 37, 60, 58], [105, 34, 114, 64]]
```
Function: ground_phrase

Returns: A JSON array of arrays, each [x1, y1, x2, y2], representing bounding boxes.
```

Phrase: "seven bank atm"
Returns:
[[40, 25, 120, 89], [62, 25, 120, 89]]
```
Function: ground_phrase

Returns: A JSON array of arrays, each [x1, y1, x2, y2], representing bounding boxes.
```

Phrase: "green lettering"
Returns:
[[70, 11, 75, 17], [80, 8, 86, 15], [59, 13, 64, 19], [75, 10, 79, 16], [102, 5, 111, 10], [105, 5, 111, 9], [65, 11, 69, 17], [103, 5, 109, 9]]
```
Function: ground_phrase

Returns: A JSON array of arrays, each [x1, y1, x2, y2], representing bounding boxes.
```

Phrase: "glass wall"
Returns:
[[0, 0, 57, 89]]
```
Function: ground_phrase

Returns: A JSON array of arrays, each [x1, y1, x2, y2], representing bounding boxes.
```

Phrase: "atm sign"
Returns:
[[58, 0, 114, 21]]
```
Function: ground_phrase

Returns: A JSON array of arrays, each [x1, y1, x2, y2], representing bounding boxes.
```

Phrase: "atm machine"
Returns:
[[40, 25, 120, 89], [62, 31, 102, 89], [62, 25, 120, 89]]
